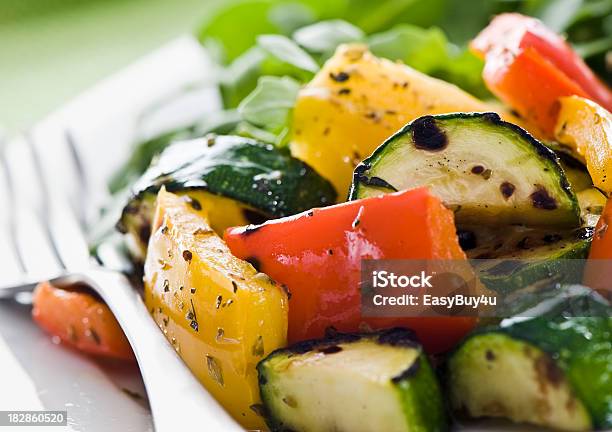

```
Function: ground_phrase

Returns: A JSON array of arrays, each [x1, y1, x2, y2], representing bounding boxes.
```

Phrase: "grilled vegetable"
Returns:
[[258, 328, 447, 432], [555, 96, 612, 195], [474, 227, 593, 295], [472, 13, 612, 138], [118, 135, 336, 259], [290, 44, 526, 196], [553, 149, 592, 193], [350, 113, 580, 228], [225, 187, 477, 354], [447, 286, 612, 431], [578, 188, 606, 227], [32, 281, 133, 361], [584, 196, 612, 295], [143, 189, 288, 429]]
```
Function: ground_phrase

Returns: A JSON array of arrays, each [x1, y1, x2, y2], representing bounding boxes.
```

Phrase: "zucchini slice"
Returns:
[[257, 328, 447, 432], [473, 227, 593, 295], [118, 135, 336, 259], [350, 113, 580, 227], [447, 286, 612, 431]]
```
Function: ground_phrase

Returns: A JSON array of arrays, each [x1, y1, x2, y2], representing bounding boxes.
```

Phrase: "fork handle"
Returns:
[[78, 268, 243, 432]]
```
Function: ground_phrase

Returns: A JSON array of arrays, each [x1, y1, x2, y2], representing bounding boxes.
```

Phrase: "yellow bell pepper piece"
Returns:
[[555, 96, 612, 195], [290, 44, 526, 196], [144, 188, 288, 429]]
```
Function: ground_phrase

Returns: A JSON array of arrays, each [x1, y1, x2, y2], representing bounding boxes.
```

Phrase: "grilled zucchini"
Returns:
[[470, 227, 593, 294], [447, 286, 612, 431], [258, 328, 447, 432], [118, 135, 336, 259], [350, 113, 580, 227]]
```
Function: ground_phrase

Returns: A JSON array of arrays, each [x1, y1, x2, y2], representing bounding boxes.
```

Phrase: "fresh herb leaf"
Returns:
[[108, 110, 241, 193], [293, 20, 364, 53], [219, 47, 269, 108], [525, 0, 584, 32], [344, 0, 421, 34], [368, 24, 449, 74], [236, 121, 279, 144], [574, 37, 612, 59], [238, 76, 300, 137], [367, 24, 489, 97], [268, 2, 317, 34], [197, 0, 347, 63], [257, 34, 320, 73], [197, 0, 284, 63], [434, 48, 490, 99], [220, 44, 313, 108]]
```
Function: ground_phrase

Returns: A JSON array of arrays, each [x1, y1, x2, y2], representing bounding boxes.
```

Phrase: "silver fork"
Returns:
[[0, 132, 242, 432]]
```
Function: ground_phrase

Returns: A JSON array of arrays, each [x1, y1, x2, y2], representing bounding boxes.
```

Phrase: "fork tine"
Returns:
[[2, 138, 64, 279], [26, 133, 90, 271], [0, 139, 26, 285], [64, 130, 89, 227]]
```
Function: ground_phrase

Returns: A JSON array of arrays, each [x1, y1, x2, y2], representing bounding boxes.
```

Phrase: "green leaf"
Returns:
[[197, 0, 349, 63], [220, 46, 314, 108], [236, 121, 279, 144], [434, 49, 490, 99], [293, 20, 364, 52], [574, 36, 612, 58], [367, 24, 489, 98], [219, 47, 268, 108], [368, 25, 449, 73], [238, 76, 300, 134], [197, 0, 283, 63], [268, 2, 317, 34], [108, 110, 241, 193], [257, 34, 320, 73], [527, 0, 584, 32], [344, 0, 419, 33]]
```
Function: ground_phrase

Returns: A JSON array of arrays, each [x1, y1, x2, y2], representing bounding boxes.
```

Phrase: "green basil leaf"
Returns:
[[257, 34, 320, 73], [236, 121, 279, 144], [368, 25, 449, 73], [238, 76, 300, 134], [293, 20, 364, 52], [197, 0, 349, 63], [220, 45, 315, 108], [198, 0, 283, 63]]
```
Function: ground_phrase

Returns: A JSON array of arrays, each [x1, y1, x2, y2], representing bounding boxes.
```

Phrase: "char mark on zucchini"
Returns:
[[350, 113, 580, 228], [447, 285, 611, 431]]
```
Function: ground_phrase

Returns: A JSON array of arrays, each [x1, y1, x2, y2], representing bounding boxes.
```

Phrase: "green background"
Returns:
[[0, 0, 217, 132], [2, 0, 609, 133]]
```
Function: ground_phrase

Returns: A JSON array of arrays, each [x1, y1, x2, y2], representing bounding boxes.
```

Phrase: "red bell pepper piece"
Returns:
[[224, 187, 477, 354], [483, 46, 590, 138], [471, 13, 612, 137], [584, 198, 612, 297], [32, 281, 134, 361]]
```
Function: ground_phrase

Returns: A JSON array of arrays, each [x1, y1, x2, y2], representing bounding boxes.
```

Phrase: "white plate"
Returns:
[[0, 35, 553, 432]]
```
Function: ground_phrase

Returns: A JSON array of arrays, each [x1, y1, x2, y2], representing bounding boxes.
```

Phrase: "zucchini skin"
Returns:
[[117, 135, 337, 256], [448, 286, 612, 430], [498, 294, 611, 429], [475, 227, 593, 295], [349, 112, 580, 227], [257, 328, 448, 432], [123, 135, 336, 221]]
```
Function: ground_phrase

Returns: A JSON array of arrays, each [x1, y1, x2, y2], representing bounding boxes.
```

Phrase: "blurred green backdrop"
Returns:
[[2, 0, 609, 132], [0, 0, 217, 131]]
